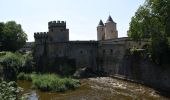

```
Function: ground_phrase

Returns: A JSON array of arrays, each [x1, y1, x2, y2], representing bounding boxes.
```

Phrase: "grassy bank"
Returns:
[[17, 73, 80, 92]]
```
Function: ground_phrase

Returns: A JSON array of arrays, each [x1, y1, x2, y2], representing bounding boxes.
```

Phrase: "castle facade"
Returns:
[[34, 16, 145, 74]]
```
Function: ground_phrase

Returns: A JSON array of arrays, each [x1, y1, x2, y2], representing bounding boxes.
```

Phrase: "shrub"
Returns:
[[0, 52, 35, 81], [17, 73, 80, 92], [17, 72, 32, 81], [18, 73, 81, 92], [20, 52, 35, 73], [0, 52, 23, 81], [62, 78, 80, 89], [0, 81, 27, 100]]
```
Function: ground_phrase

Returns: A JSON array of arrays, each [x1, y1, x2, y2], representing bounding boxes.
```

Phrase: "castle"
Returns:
[[34, 16, 145, 74], [33, 16, 170, 93]]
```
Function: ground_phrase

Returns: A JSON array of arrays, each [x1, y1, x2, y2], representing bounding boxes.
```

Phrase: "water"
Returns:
[[17, 77, 169, 100]]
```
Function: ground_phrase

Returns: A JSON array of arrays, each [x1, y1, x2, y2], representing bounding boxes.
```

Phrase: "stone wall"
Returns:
[[34, 41, 98, 72], [34, 35, 170, 92], [97, 38, 170, 92]]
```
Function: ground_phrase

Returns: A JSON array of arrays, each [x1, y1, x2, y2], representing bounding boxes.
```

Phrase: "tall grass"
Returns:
[[17, 73, 80, 92]]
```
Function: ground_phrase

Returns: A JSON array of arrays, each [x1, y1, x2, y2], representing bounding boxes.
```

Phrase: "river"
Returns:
[[17, 77, 169, 100]]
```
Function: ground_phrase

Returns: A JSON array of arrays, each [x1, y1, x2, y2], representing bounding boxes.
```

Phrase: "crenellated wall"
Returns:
[[33, 20, 170, 92]]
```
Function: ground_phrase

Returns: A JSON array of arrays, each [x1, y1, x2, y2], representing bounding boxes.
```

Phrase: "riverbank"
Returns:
[[18, 77, 168, 100], [109, 74, 170, 98]]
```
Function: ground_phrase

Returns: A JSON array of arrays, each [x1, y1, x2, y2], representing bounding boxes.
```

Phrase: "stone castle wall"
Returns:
[[48, 41, 98, 68], [33, 20, 170, 92]]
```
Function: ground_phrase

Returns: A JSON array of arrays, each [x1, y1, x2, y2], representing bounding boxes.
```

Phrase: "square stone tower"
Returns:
[[48, 21, 69, 42]]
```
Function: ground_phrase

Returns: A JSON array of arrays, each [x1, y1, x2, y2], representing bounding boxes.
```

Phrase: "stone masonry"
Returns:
[[33, 16, 170, 92], [34, 16, 145, 73]]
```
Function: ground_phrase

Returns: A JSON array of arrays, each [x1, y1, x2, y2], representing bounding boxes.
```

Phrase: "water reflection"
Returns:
[[17, 77, 168, 100]]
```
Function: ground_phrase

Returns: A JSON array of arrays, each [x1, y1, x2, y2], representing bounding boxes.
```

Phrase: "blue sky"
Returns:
[[0, 0, 145, 42]]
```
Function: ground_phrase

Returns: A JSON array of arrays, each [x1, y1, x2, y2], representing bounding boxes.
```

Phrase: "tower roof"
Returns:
[[98, 20, 104, 26], [106, 15, 116, 23]]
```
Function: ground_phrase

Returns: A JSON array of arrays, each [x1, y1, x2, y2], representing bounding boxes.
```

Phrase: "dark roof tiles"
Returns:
[[106, 15, 116, 23], [98, 20, 104, 26]]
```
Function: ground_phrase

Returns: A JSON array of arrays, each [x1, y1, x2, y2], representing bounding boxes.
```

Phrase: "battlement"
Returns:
[[48, 20, 66, 28], [34, 32, 48, 39]]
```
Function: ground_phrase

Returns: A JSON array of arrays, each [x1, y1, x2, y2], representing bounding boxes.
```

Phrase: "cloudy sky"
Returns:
[[0, 0, 145, 41]]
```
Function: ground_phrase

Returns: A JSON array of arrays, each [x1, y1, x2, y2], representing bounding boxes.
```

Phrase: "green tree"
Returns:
[[128, 0, 170, 65], [128, 6, 151, 41], [0, 21, 27, 51], [0, 52, 23, 81], [0, 22, 5, 50]]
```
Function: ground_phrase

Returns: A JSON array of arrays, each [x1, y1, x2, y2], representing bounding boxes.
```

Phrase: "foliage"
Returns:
[[0, 52, 23, 81], [128, 0, 170, 65], [0, 52, 35, 81], [20, 52, 35, 73], [0, 81, 27, 100], [17, 72, 32, 81], [32, 74, 80, 92], [128, 0, 170, 40], [17, 73, 80, 92], [0, 21, 27, 51]]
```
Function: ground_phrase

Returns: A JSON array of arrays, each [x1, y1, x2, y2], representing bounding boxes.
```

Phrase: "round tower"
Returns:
[[105, 16, 118, 40], [97, 20, 105, 41]]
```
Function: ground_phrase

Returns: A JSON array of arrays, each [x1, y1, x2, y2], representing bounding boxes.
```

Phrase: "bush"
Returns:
[[20, 53, 35, 73], [62, 78, 80, 89], [0, 52, 35, 81], [0, 81, 27, 100], [0, 52, 23, 81], [18, 73, 80, 92], [17, 72, 32, 81]]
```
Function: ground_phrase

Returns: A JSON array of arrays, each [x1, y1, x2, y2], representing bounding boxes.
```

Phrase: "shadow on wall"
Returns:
[[36, 56, 76, 76]]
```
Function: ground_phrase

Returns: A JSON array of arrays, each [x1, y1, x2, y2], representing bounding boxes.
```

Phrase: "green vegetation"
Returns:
[[0, 21, 27, 51], [17, 73, 80, 92], [0, 51, 33, 99], [0, 52, 23, 81], [17, 72, 33, 81], [20, 52, 35, 73], [0, 52, 34, 81], [0, 81, 27, 100], [128, 0, 170, 65]]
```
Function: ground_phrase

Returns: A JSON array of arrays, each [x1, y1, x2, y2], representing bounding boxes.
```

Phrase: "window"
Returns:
[[110, 49, 113, 54], [103, 49, 105, 54]]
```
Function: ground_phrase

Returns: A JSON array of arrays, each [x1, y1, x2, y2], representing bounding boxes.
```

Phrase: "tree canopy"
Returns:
[[0, 21, 27, 51], [128, 0, 170, 40], [128, 0, 170, 65]]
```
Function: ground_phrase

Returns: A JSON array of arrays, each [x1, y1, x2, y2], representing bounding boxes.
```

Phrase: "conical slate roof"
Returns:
[[106, 15, 115, 23], [98, 20, 104, 26]]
